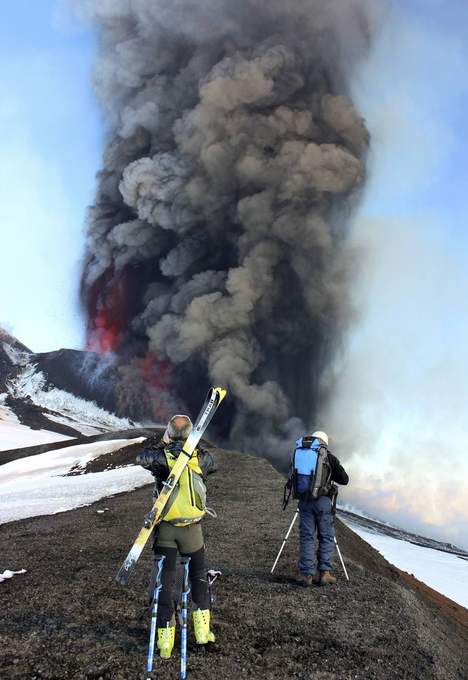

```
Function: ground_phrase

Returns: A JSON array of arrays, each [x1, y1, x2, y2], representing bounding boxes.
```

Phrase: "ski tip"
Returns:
[[213, 386, 228, 403], [115, 571, 130, 587]]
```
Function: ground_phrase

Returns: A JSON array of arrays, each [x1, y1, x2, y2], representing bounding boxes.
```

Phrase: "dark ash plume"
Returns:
[[79, 0, 374, 456]]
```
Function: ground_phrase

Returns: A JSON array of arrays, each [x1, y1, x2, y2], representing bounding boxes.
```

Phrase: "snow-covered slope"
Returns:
[[0, 438, 150, 523], [0, 403, 71, 451], [0, 331, 139, 441], [8, 362, 132, 434], [0, 331, 158, 522], [339, 510, 468, 609]]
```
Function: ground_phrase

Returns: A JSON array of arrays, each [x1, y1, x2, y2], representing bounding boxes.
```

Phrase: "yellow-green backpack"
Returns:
[[161, 446, 207, 526]]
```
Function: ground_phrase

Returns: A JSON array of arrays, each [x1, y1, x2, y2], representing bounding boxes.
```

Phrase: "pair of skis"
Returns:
[[116, 386, 227, 586]]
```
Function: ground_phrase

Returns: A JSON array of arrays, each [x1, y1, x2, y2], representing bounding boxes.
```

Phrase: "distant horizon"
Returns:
[[338, 504, 468, 553]]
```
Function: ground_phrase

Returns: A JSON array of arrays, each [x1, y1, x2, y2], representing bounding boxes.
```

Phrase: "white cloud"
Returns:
[[324, 4, 468, 548]]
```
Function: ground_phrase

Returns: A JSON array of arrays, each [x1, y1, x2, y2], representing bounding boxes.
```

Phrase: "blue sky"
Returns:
[[329, 0, 468, 546], [0, 0, 101, 350], [361, 1, 468, 219]]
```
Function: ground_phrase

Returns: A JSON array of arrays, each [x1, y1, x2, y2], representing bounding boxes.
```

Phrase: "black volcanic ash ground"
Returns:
[[0, 446, 467, 679]]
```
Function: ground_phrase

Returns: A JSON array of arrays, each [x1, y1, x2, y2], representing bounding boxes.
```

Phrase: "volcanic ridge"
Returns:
[[1, 439, 467, 680]]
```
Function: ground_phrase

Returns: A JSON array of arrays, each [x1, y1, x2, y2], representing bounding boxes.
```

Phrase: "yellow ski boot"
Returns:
[[157, 624, 175, 659], [192, 609, 215, 644]]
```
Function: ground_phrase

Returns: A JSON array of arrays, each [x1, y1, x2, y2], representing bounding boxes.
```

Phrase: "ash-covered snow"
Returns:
[[1, 342, 30, 367], [0, 438, 150, 523], [0, 403, 71, 451], [8, 363, 132, 432], [41, 412, 109, 436]]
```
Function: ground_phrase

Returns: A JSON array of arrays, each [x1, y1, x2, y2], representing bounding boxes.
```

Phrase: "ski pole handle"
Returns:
[[207, 569, 222, 605]]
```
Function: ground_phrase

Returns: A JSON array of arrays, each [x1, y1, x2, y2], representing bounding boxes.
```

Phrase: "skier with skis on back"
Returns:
[[136, 414, 216, 659], [285, 430, 349, 587]]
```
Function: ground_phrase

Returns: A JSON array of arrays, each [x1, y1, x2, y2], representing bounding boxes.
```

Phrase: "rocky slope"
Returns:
[[1, 443, 466, 680], [0, 330, 141, 444]]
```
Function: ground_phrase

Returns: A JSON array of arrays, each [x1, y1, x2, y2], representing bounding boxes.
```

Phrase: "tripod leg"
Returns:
[[271, 509, 299, 574], [334, 538, 349, 581]]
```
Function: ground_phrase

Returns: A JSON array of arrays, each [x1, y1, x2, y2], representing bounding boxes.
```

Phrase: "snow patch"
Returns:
[[8, 363, 132, 432], [343, 520, 468, 609], [43, 412, 106, 436], [2, 342, 30, 366], [0, 438, 150, 523], [0, 406, 71, 451], [0, 403, 19, 424], [0, 569, 27, 583], [0, 438, 145, 485]]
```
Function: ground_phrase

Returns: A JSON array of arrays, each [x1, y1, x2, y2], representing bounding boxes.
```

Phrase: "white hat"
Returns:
[[312, 430, 328, 446]]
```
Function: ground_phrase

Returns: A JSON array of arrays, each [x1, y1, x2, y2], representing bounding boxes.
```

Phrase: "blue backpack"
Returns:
[[291, 436, 332, 501]]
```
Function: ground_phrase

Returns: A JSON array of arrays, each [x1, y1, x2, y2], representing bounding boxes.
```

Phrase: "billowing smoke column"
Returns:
[[80, 0, 372, 452]]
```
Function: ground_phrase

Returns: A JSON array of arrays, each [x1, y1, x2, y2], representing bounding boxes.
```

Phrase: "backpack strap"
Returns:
[[308, 444, 333, 500]]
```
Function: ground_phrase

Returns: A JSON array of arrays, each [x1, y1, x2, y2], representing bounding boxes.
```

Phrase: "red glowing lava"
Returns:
[[83, 268, 179, 421], [86, 273, 130, 354], [87, 309, 121, 354], [141, 351, 173, 392]]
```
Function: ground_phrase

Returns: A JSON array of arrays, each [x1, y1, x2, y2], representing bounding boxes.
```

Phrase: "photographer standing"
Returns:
[[286, 430, 349, 587]]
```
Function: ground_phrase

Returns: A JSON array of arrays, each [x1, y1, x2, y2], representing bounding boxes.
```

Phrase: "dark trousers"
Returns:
[[298, 495, 335, 574], [150, 522, 210, 626]]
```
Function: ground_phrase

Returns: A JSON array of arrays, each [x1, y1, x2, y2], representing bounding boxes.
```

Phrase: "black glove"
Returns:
[[283, 477, 293, 509]]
